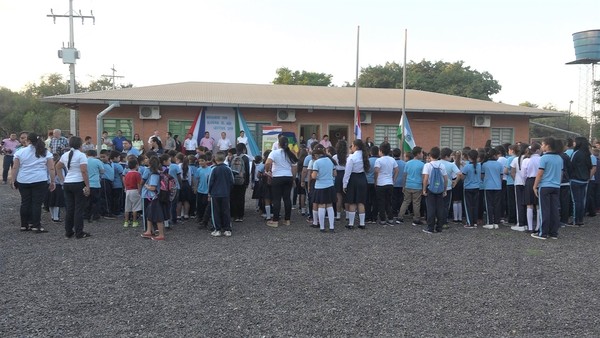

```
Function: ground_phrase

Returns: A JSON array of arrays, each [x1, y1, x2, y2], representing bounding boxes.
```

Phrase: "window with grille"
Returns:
[[102, 119, 133, 140], [246, 122, 271, 151], [440, 126, 464, 150], [491, 128, 514, 146], [374, 125, 399, 148], [168, 120, 194, 139]]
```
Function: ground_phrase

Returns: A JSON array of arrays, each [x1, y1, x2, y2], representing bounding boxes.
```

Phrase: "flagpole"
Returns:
[[354, 25, 360, 141], [401, 29, 407, 156]]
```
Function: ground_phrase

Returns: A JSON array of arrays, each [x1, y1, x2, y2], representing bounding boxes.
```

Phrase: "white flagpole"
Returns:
[[354, 25, 360, 141], [401, 29, 407, 155]]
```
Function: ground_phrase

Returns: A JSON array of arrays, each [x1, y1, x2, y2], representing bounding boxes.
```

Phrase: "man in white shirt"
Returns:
[[183, 133, 198, 156], [147, 130, 161, 146], [236, 131, 248, 146], [216, 132, 232, 151], [306, 133, 318, 149]]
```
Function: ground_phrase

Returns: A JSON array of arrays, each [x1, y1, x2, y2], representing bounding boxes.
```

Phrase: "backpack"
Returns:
[[158, 171, 177, 203], [230, 154, 246, 186], [427, 163, 445, 194]]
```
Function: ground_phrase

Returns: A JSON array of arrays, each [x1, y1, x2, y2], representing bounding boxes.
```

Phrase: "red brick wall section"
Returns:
[[77, 105, 530, 151]]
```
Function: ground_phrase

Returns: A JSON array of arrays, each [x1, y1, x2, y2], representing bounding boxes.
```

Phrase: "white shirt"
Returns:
[[217, 138, 232, 151], [272, 142, 280, 151], [510, 157, 525, 186], [60, 149, 88, 183], [14, 145, 53, 183], [342, 150, 366, 188], [332, 154, 346, 171], [440, 159, 461, 190], [422, 160, 448, 178], [147, 135, 161, 145], [184, 138, 198, 151], [268, 148, 293, 177], [497, 156, 508, 180], [374, 155, 398, 186], [237, 136, 248, 145], [524, 154, 541, 178]]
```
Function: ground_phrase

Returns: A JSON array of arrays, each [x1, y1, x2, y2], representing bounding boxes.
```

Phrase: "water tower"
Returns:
[[566, 29, 600, 139]]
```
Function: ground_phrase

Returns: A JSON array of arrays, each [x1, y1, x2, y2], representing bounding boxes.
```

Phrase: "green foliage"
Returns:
[[273, 67, 333, 86], [358, 60, 501, 101]]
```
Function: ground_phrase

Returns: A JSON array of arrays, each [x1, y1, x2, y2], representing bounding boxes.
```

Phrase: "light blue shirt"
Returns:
[[393, 159, 406, 188], [195, 166, 212, 194], [142, 173, 159, 200], [313, 156, 335, 189], [126, 147, 140, 157], [440, 159, 460, 191], [366, 156, 378, 184], [111, 162, 124, 189], [404, 159, 425, 190], [169, 163, 182, 189], [505, 155, 515, 185], [539, 153, 563, 188], [462, 162, 481, 190], [482, 160, 503, 190], [87, 157, 104, 188], [101, 162, 114, 181]]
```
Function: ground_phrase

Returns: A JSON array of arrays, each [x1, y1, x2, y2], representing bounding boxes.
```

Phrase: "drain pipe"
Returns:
[[96, 101, 120, 153]]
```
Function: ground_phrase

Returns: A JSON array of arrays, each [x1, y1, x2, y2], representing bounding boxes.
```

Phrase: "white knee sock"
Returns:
[[50, 207, 59, 220], [327, 207, 335, 229], [527, 207, 534, 231], [456, 202, 462, 221], [359, 213, 366, 226], [345, 210, 349, 220], [313, 210, 319, 225], [318, 208, 326, 230], [336, 212, 341, 220], [265, 205, 271, 219], [348, 211, 356, 226], [536, 207, 541, 230]]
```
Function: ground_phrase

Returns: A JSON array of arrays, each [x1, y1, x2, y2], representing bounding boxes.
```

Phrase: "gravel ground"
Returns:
[[1, 182, 600, 337]]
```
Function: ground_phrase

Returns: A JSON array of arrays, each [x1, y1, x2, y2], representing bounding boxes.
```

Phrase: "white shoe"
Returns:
[[511, 225, 526, 232], [224, 231, 232, 237], [493, 224, 499, 229], [482, 224, 495, 229], [211, 230, 222, 237]]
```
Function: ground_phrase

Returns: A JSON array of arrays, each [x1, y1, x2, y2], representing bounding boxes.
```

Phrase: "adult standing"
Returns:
[[319, 135, 332, 148], [81, 136, 95, 152], [132, 133, 144, 154], [101, 131, 113, 151], [216, 132, 232, 151], [306, 133, 318, 149], [199, 132, 215, 151], [230, 143, 250, 222], [164, 132, 176, 151], [112, 130, 126, 152], [2, 132, 20, 184], [56, 136, 91, 239], [265, 137, 298, 227], [184, 133, 198, 156], [10, 132, 55, 232], [149, 137, 164, 154], [236, 130, 248, 146], [49, 129, 69, 155], [569, 137, 593, 226], [147, 130, 161, 146]]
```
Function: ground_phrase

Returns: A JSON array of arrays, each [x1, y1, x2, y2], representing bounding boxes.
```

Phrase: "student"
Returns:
[[422, 147, 448, 233], [569, 137, 593, 226], [462, 150, 481, 228], [123, 159, 142, 228], [374, 142, 399, 225], [311, 147, 337, 232], [504, 145, 517, 225], [510, 143, 529, 231], [522, 143, 541, 232], [481, 148, 503, 229], [296, 149, 308, 217], [208, 151, 234, 237], [439, 147, 461, 228], [261, 150, 273, 221], [556, 140, 571, 227], [307, 145, 323, 228], [301, 144, 315, 224], [398, 147, 425, 225], [194, 155, 212, 228], [451, 150, 464, 224], [167, 150, 183, 226], [48, 153, 65, 222], [109, 151, 124, 217], [365, 146, 379, 224], [176, 153, 192, 220], [391, 148, 406, 224], [141, 156, 166, 241], [99, 149, 115, 219], [342, 139, 370, 229], [265, 137, 298, 227], [495, 145, 509, 223], [332, 141, 348, 221], [531, 137, 563, 239]]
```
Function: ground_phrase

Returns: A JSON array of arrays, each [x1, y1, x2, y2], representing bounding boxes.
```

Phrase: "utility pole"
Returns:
[[568, 100, 573, 130], [101, 65, 125, 90], [47, 0, 95, 135]]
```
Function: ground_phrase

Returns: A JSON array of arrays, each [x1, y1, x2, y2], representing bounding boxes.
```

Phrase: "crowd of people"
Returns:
[[2, 128, 598, 241]]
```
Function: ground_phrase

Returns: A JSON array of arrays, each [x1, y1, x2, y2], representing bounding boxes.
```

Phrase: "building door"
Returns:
[[328, 125, 349, 147], [300, 124, 320, 144]]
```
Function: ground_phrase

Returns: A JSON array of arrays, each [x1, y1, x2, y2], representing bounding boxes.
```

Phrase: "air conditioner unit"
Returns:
[[277, 109, 296, 122], [139, 106, 161, 119], [473, 115, 491, 128], [360, 112, 372, 124]]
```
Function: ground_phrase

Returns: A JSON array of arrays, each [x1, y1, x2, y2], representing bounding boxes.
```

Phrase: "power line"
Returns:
[[101, 65, 125, 90]]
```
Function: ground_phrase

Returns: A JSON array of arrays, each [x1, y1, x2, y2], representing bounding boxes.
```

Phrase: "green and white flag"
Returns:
[[397, 112, 416, 152]]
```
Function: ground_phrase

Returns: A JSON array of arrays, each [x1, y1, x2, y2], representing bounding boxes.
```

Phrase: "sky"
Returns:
[[1, 0, 599, 115]]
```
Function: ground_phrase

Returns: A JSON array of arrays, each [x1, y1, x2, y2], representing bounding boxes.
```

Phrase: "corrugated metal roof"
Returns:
[[41, 81, 563, 117]]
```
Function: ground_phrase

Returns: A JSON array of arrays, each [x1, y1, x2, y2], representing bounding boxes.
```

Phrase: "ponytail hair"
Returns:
[[67, 136, 83, 170], [27, 132, 47, 158], [467, 149, 479, 175], [279, 136, 298, 164]]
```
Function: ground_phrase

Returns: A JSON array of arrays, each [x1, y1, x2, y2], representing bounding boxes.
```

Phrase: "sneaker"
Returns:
[[386, 220, 395, 226], [482, 224, 495, 229], [493, 224, 499, 229], [224, 231, 232, 237], [358, 225, 366, 229], [511, 225, 526, 232], [379, 221, 387, 226], [131, 221, 140, 228], [422, 229, 434, 234], [345, 224, 354, 229], [531, 233, 547, 240], [442, 224, 450, 229], [211, 230, 222, 237], [412, 220, 423, 226], [266, 220, 279, 228], [103, 215, 116, 220], [123, 221, 130, 228], [549, 236, 558, 240], [284, 220, 291, 226], [463, 224, 476, 229], [395, 218, 403, 224], [329, 228, 335, 233], [319, 229, 326, 233]]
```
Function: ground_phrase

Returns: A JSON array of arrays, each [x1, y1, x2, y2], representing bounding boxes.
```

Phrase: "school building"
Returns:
[[42, 81, 562, 151]]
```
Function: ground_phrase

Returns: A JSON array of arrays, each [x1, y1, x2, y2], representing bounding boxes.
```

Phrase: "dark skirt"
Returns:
[[146, 199, 166, 223], [251, 180, 261, 199], [48, 184, 65, 207], [345, 172, 367, 204], [260, 176, 272, 200], [179, 181, 192, 202], [313, 186, 336, 204], [452, 179, 464, 201], [523, 177, 538, 205], [335, 170, 345, 194]]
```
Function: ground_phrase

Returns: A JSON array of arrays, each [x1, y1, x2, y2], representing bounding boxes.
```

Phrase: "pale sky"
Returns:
[[1, 0, 598, 115]]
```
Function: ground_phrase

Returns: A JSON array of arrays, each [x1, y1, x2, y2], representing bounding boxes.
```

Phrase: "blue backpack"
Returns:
[[428, 163, 445, 194]]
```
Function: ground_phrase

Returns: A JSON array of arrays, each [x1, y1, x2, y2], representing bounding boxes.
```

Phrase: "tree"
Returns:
[[84, 78, 134, 92], [273, 67, 333, 86], [525, 101, 589, 140], [358, 60, 502, 101]]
